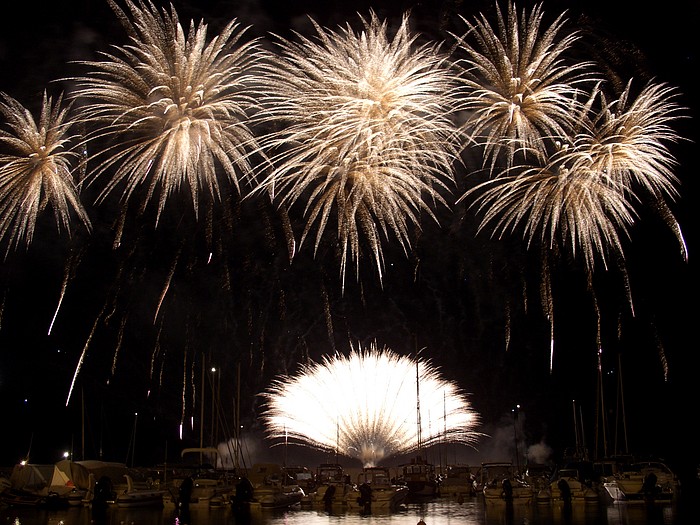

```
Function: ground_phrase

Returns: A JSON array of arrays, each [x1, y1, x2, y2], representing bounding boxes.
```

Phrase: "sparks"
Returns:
[[260, 342, 482, 467], [253, 11, 462, 289]]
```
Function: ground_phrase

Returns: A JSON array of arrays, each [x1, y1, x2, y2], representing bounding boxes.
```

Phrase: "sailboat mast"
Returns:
[[616, 353, 629, 455], [416, 359, 422, 452], [594, 347, 608, 459]]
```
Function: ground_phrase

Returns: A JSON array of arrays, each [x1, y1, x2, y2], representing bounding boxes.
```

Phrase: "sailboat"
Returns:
[[162, 357, 243, 509], [398, 354, 439, 499], [592, 353, 680, 502]]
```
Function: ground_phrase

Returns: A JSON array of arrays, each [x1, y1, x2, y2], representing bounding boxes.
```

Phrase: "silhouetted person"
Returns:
[[557, 478, 572, 503], [178, 476, 193, 524], [231, 475, 253, 523], [642, 471, 658, 502], [502, 478, 513, 501], [323, 483, 336, 507], [91, 476, 112, 524], [358, 482, 372, 513]]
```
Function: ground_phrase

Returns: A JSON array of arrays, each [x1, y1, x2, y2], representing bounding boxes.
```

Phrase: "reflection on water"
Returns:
[[0, 497, 685, 525]]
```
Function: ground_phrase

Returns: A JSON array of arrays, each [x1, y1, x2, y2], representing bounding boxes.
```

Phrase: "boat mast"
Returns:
[[416, 355, 422, 454], [594, 347, 608, 459], [614, 353, 629, 455], [199, 352, 205, 464]]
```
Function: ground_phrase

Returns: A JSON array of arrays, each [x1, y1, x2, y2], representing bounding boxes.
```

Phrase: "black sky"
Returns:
[[0, 0, 696, 487]]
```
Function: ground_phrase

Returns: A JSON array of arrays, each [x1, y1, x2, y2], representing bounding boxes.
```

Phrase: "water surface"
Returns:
[[0, 496, 687, 525]]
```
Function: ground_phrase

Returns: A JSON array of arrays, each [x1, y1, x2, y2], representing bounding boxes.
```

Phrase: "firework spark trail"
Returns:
[[111, 315, 127, 376], [253, 11, 462, 289], [0, 91, 91, 254], [261, 342, 482, 467], [48, 275, 69, 336], [70, 0, 267, 224], [66, 305, 105, 406], [48, 250, 83, 335], [154, 247, 181, 323]]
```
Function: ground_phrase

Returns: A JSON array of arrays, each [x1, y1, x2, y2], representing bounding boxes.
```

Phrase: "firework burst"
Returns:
[[452, 1, 595, 171], [260, 342, 482, 467], [253, 11, 462, 288], [70, 0, 266, 226], [463, 77, 687, 371], [465, 79, 687, 275], [0, 91, 91, 254]]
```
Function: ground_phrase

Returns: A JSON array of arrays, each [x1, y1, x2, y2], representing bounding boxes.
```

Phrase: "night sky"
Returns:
[[0, 0, 696, 487]]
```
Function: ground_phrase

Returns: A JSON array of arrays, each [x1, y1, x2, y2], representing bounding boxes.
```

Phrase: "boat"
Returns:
[[601, 459, 679, 503], [283, 465, 316, 506], [114, 474, 166, 508], [399, 455, 439, 499], [160, 447, 240, 508], [245, 463, 304, 510], [397, 357, 439, 500], [307, 463, 353, 508], [56, 459, 138, 506], [439, 464, 476, 500], [479, 462, 533, 505], [537, 467, 599, 505], [0, 463, 85, 508], [345, 466, 409, 513]]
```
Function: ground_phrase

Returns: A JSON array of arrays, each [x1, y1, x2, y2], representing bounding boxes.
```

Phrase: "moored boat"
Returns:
[[245, 463, 304, 510], [537, 467, 598, 505], [601, 459, 678, 503], [0, 462, 86, 508], [114, 474, 166, 508], [479, 462, 533, 505], [345, 466, 409, 513], [398, 455, 439, 499], [160, 447, 240, 509], [307, 463, 353, 508], [439, 464, 476, 499]]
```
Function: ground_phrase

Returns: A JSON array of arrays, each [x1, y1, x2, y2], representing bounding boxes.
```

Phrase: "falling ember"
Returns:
[[49, 251, 83, 335], [154, 249, 180, 324], [261, 342, 482, 467], [66, 309, 104, 406], [48, 276, 68, 336]]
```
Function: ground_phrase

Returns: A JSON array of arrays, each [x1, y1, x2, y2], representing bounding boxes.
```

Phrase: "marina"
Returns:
[[0, 490, 692, 525]]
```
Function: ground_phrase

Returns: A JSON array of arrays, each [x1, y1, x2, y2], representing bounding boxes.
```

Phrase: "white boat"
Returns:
[[307, 463, 353, 508], [1, 463, 86, 508], [537, 468, 598, 505], [479, 462, 533, 505], [440, 464, 476, 499], [160, 447, 240, 508], [345, 466, 409, 513], [601, 459, 678, 502], [398, 455, 439, 498], [245, 463, 304, 509], [114, 474, 166, 508]]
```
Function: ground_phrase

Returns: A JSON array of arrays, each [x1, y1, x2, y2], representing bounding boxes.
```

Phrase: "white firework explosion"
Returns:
[[253, 11, 462, 288], [0, 91, 91, 254], [260, 342, 482, 467], [70, 0, 266, 225], [452, 1, 595, 171]]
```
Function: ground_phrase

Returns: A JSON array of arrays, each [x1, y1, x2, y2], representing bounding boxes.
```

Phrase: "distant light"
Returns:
[[211, 367, 217, 373]]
